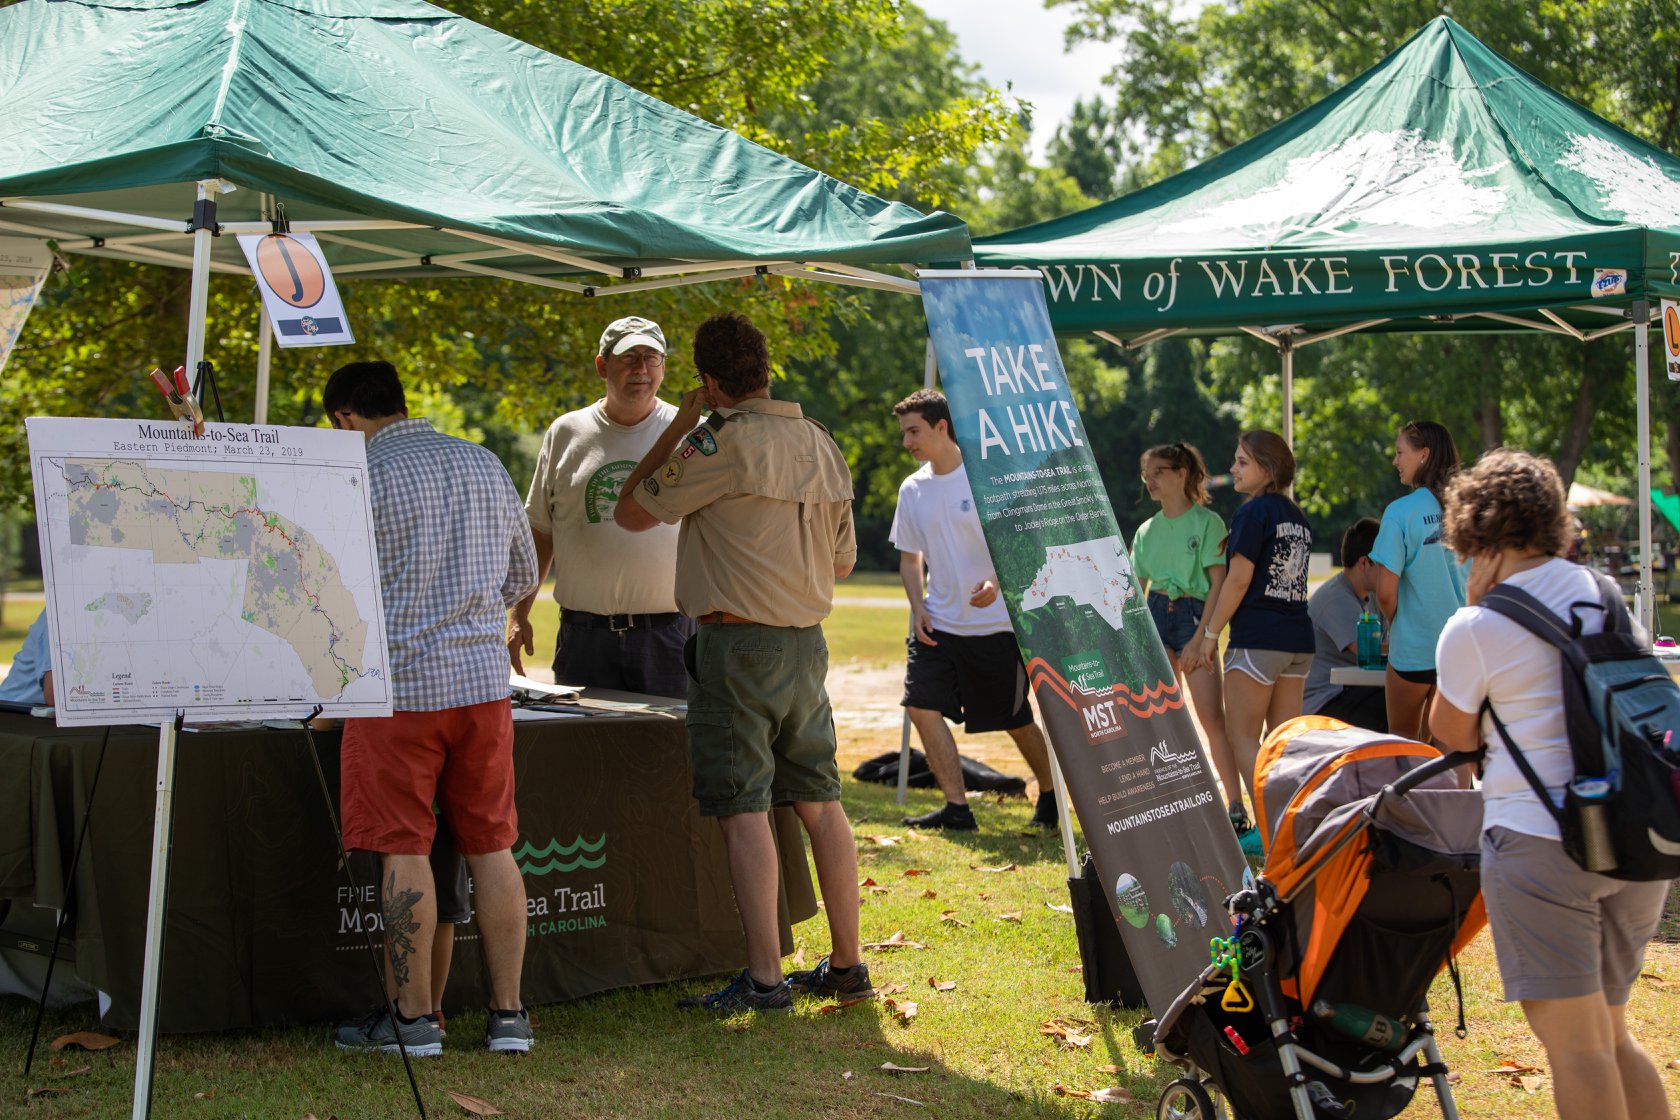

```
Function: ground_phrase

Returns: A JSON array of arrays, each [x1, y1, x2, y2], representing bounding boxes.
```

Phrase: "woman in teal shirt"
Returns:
[[1371, 420, 1465, 741]]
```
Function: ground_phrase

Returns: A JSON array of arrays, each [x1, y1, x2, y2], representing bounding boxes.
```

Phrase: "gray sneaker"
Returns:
[[676, 969, 793, 1014], [786, 956, 873, 999], [485, 1007, 533, 1053], [334, 1008, 444, 1057]]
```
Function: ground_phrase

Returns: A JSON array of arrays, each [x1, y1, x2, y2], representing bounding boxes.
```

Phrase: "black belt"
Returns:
[[562, 609, 685, 632]]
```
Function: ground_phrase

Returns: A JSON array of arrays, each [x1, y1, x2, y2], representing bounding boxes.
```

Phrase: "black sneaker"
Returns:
[[902, 802, 977, 830], [1028, 791, 1058, 830], [676, 969, 793, 1014], [786, 956, 873, 999]]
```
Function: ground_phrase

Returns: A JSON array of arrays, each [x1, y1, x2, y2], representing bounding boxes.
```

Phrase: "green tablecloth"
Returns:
[[0, 703, 816, 1031]]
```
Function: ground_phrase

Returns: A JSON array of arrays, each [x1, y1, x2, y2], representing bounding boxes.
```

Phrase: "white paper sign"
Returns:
[[237, 231, 356, 347], [0, 236, 53, 376], [26, 417, 392, 725], [1662, 299, 1680, 383]]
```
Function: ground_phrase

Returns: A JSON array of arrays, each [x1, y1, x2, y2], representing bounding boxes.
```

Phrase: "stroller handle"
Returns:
[[1382, 748, 1485, 799]]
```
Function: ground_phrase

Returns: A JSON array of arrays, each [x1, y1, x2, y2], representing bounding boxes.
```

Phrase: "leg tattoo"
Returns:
[[382, 869, 424, 990]]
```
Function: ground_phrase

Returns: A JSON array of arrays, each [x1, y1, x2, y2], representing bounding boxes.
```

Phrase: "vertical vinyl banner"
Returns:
[[919, 270, 1247, 1012]]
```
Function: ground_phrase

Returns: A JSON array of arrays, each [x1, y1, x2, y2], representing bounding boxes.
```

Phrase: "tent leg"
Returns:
[[131, 716, 181, 1120], [1635, 301, 1656, 638], [1279, 335, 1294, 449], [1048, 737, 1079, 880], [254, 305, 273, 425], [183, 179, 221, 380]]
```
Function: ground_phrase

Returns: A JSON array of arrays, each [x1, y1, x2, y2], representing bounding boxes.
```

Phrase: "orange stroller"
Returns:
[[1142, 718, 1486, 1120]]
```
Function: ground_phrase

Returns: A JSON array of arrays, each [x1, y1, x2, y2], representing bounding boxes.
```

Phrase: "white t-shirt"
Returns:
[[524, 399, 680, 615], [889, 462, 1008, 636], [1435, 558, 1644, 840]]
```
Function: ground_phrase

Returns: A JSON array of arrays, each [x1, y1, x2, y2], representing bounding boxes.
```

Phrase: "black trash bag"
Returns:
[[851, 748, 1027, 796]]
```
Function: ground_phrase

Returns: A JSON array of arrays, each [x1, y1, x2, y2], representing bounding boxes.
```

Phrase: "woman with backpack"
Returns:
[[1429, 448, 1672, 1120]]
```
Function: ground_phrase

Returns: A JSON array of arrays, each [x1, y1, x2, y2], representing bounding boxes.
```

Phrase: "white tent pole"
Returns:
[[1635, 301, 1656, 638], [133, 178, 219, 1120], [254, 305, 273, 425], [896, 337, 940, 806], [1279, 334, 1295, 448]]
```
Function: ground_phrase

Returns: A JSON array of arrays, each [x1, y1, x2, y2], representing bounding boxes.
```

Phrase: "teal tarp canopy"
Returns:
[[0, 0, 967, 287], [974, 17, 1680, 341]]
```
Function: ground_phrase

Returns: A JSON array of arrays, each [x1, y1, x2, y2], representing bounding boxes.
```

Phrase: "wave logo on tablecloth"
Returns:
[[514, 834, 606, 876]]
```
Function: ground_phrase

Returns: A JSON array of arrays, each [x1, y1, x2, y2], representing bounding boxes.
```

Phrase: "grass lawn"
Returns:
[[2, 584, 1678, 1117]]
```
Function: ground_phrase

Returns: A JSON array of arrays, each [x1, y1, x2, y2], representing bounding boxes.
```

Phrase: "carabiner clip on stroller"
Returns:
[[1141, 717, 1488, 1120]]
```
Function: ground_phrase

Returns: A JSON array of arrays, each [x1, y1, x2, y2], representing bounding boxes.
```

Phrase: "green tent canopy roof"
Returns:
[[0, 0, 968, 288], [974, 16, 1680, 340]]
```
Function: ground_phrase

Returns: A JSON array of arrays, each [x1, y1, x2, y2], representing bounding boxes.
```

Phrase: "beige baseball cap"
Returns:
[[598, 316, 666, 356]]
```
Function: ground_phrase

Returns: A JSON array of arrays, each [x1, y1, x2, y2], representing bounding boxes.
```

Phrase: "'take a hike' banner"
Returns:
[[918, 269, 1248, 1013]]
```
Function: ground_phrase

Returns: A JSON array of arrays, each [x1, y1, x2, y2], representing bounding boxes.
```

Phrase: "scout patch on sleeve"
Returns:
[[659, 458, 684, 486], [685, 427, 719, 456], [642, 477, 660, 496]]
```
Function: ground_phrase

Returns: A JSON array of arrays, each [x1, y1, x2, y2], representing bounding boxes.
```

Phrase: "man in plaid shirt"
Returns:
[[325, 360, 538, 1056]]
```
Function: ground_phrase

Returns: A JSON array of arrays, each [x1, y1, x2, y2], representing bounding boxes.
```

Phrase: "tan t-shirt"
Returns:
[[633, 397, 855, 628], [524, 399, 680, 615]]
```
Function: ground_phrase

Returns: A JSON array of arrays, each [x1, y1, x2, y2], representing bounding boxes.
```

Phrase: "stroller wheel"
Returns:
[[1156, 1077, 1219, 1120]]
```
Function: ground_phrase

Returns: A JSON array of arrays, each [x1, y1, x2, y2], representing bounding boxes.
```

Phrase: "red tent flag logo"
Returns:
[[255, 235, 327, 309]]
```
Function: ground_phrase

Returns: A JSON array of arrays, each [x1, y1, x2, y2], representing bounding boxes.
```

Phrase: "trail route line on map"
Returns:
[[64, 458, 371, 695], [1020, 535, 1137, 631]]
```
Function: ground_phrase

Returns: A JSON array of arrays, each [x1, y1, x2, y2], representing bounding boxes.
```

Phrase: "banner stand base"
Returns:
[[1068, 853, 1147, 1009]]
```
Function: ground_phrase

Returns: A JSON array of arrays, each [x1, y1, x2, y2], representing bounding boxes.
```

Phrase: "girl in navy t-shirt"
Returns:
[[1182, 431, 1313, 838]]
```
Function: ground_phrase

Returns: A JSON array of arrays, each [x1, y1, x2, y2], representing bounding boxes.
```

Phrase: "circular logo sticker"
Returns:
[[659, 459, 683, 486], [254, 234, 327, 309], [583, 460, 635, 523]]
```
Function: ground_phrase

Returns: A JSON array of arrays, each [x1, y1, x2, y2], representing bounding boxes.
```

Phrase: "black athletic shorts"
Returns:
[[902, 629, 1032, 733]]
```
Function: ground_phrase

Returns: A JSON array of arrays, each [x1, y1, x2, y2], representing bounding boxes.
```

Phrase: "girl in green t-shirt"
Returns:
[[1131, 442, 1245, 829]]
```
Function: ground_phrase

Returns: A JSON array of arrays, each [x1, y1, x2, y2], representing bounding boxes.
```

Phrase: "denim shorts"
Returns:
[[1147, 592, 1204, 656]]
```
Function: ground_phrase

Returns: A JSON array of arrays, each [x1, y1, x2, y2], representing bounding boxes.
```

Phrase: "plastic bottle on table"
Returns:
[[1356, 611, 1383, 670]]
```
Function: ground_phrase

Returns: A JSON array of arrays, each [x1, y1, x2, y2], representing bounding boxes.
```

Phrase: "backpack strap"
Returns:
[[1478, 698, 1568, 829]]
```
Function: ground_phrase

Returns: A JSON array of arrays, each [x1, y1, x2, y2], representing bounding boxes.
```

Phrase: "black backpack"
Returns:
[[1480, 570, 1680, 881]]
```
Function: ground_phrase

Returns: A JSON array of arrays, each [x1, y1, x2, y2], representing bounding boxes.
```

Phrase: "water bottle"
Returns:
[[1356, 611, 1383, 670], [1310, 999, 1406, 1051], [1570, 775, 1618, 873]]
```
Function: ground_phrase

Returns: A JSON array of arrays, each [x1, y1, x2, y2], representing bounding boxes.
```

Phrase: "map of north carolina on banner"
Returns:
[[27, 417, 392, 726]]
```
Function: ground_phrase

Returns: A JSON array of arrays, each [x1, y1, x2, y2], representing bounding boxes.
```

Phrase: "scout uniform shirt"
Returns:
[[633, 397, 855, 628]]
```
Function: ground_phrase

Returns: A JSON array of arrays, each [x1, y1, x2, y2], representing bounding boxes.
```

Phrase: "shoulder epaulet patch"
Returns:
[[704, 411, 734, 432]]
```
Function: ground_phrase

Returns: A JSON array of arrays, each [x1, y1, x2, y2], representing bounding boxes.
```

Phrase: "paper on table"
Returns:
[[509, 673, 582, 702]]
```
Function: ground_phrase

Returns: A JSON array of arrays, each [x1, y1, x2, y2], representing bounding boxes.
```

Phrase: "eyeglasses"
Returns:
[[613, 351, 665, 369], [1140, 466, 1176, 481]]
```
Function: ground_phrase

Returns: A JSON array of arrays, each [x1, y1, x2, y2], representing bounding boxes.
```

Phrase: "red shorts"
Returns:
[[341, 698, 518, 856]]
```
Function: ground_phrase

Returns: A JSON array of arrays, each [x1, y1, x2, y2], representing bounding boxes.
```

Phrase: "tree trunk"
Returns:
[[1553, 346, 1598, 489]]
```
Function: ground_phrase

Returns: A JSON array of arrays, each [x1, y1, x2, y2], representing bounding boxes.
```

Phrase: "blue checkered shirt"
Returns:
[[366, 419, 538, 710]]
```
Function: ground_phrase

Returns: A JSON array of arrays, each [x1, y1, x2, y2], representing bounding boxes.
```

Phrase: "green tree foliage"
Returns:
[[1053, 0, 1680, 538], [2, 0, 1015, 510]]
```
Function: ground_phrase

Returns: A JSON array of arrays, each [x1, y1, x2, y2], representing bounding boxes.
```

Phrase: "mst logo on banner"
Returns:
[[919, 270, 1248, 1013]]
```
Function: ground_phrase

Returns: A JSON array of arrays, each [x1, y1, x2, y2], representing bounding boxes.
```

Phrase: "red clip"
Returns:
[[1222, 1025, 1250, 1056]]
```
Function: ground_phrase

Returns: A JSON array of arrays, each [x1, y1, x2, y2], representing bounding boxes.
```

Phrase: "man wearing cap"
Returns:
[[510, 316, 694, 697], [615, 311, 868, 1014]]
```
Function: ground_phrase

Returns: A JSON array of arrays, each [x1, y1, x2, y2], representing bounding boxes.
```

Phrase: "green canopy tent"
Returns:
[[0, 0, 969, 419], [975, 16, 1679, 634], [0, 3, 972, 1112]]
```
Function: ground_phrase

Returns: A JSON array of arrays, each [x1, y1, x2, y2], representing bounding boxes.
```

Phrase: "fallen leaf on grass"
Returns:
[[872, 1092, 927, 1107], [842, 1071, 855, 1081], [26, 1087, 70, 1099], [870, 887, 892, 895], [816, 994, 877, 1015], [790, 948, 806, 968], [1481, 1059, 1543, 1075], [445, 1090, 504, 1116], [879, 1062, 930, 1074], [868, 836, 903, 846], [971, 862, 1017, 873], [1067, 964, 1084, 972], [1639, 971, 1668, 987], [859, 878, 878, 887], [57, 1066, 92, 1078], [927, 977, 957, 992], [997, 911, 1022, 923], [1053, 1084, 1135, 1103], [903, 868, 932, 877], [1041, 1017, 1097, 1050], [882, 999, 919, 1022], [1045, 902, 1074, 914], [1667, 1059, 1680, 1070], [50, 1031, 121, 1052], [1095, 1064, 1121, 1074], [194, 1090, 216, 1100], [864, 931, 927, 951], [1517, 1074, 1544, 1092], [919, 889, 938, 899], [876, 982, 908, 996], [1445, 1072, 1462, 1084], [938, 910, 970, 928], [977, 891, 991, 900]]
